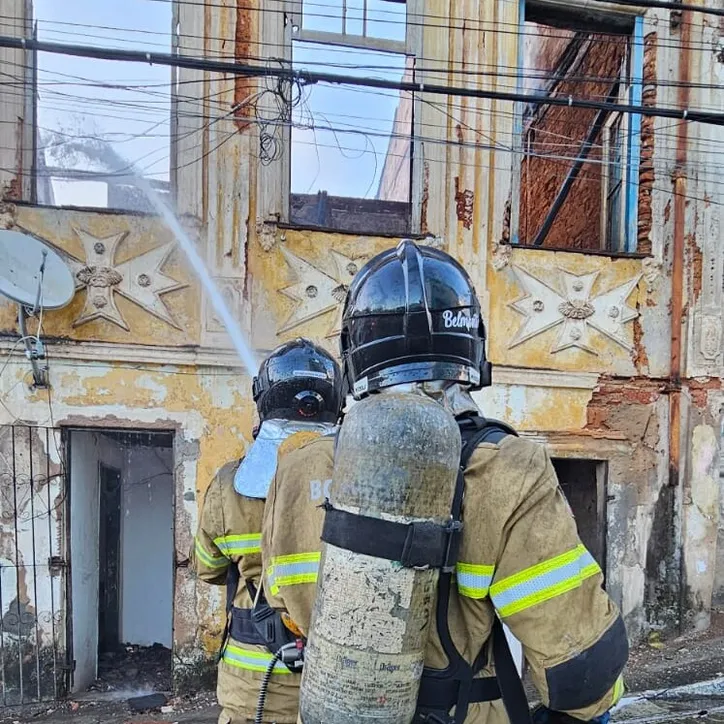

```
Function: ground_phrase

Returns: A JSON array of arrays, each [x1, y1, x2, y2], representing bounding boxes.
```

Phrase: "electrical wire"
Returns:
[[0, 16, 718, 220], [3, 12, 719, 69], [0, 36, 720, 125], [0, 18, 720, 102], [2, 64, 719, 156], [1, 2, 715, 52], [3, 85, 721, 201], [3, 107, 721, 208]]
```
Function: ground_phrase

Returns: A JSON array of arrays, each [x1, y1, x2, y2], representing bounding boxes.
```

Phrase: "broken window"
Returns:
[[514, 4, 644, 252], [287, 0, 417, 235], [32, 0, 172, 211]]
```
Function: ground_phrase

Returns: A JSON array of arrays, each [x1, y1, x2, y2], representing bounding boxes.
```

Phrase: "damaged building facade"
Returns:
[[0, 0, 721, 705]]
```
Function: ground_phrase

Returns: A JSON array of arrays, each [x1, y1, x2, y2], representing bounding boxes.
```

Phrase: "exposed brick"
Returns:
[[586, 377, 663, 430], [519, 34, 627, 249], [637, 32, 658, 255], [632, 318, 650, 373], [454, 177, 474, 230], [688, 378, 722, 409]]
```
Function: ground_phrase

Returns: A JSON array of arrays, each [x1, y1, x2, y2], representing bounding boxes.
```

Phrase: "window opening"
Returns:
[[288, 0, 413, 235], [32, 0, 172, 211], [514, 6, 643, 252]]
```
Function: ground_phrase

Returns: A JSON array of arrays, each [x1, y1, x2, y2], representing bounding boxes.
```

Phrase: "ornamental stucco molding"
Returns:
[[508, 265, 642, 355]]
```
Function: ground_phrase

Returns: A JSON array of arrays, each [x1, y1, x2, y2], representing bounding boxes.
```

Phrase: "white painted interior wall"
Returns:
[[120, 445, 174, 648], [69, 431, 123, 693]]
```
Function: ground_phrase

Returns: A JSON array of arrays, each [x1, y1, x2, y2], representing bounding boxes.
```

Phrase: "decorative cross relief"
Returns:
[[508, 265, 642, 355], [61, 228, 187, 330], [277, 248, 367, 337]]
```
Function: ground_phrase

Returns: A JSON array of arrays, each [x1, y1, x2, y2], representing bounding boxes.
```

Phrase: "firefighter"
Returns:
[[261, 240, 628, 724], [190, 338, 343, 724]]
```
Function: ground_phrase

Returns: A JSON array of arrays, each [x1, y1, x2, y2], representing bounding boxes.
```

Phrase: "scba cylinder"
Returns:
[[299, 391, 461, 724]]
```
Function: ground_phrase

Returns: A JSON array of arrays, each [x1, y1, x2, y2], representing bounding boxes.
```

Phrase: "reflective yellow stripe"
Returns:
[[213, 533, 262, 556], [456, 562, 495, 599], [267, 552, 321, 596], [490, 544, 601, 617], [194, 538, 228, 569], [222, 643, 291, 674], [612, 675, 625, 706]]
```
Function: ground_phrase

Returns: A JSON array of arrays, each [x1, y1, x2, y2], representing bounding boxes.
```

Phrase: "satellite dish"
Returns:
[[0, 229, 75, 310]]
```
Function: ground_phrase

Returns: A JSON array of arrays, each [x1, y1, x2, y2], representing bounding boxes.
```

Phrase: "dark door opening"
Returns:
[[98, 464, 122, 654], [552, 458, 607, 574], [68, 429, 174, 694]]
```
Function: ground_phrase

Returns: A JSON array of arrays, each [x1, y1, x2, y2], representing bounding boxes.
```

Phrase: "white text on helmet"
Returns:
[[442, 310, 479, 331]]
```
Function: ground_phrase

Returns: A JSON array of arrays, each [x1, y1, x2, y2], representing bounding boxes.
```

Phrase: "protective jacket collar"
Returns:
[[234, 418, 337, 499]]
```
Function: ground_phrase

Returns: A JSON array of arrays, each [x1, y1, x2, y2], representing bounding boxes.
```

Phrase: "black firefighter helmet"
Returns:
[[252, 338, 343, 424], [340, 239, 492, 399]]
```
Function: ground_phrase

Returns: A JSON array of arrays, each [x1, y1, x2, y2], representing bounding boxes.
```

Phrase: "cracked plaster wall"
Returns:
[[0, 0, 720, 689], [0, 354, 256, 684]]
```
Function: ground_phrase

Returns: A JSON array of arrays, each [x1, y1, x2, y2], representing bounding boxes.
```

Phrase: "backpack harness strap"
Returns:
[[222, 574, 303, 671]]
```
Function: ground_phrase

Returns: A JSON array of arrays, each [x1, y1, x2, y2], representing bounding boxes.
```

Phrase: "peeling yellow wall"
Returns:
[[249, 229, 396, 356], [0, 204, 254, 670], [0, 207, 201, 346], [487, 245, 645, 375]]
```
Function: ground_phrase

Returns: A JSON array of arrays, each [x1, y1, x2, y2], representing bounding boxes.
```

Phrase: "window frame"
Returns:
[[288, 0, 409, 54], [282, 0, 423, 236], [29, 8, 173, 213], [509, 0, 645, 255], [601, 110, 626, 251]]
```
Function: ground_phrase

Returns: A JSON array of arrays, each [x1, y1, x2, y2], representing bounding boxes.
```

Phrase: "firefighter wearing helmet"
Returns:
[[191, 339, 343, 724], [260, 240, 628, 724]]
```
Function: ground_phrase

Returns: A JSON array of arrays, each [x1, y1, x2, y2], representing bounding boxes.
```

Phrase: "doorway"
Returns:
[[552, 458, 607, 573], [67, 429, 174, 694]]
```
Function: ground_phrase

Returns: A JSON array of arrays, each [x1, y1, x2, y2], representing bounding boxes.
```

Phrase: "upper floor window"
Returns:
[[32, 0, 172, 211], [287, 0, 416, 236], [513, 2, 644, 253]]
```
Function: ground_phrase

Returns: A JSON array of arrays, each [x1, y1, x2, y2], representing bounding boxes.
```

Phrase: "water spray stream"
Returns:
[[131, 173, 259, 377], [84, 141, 259, 377]]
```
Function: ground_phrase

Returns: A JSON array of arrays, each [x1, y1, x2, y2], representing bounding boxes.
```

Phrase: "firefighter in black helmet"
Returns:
[[262, 240, 628, 724], [191, 338, 342, 724]]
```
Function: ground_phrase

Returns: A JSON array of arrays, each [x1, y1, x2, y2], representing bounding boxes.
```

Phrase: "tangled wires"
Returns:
[[254, 58, 305, 166]]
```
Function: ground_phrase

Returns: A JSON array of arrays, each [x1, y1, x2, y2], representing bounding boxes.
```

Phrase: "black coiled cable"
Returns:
[[254, 643, 299, 724]]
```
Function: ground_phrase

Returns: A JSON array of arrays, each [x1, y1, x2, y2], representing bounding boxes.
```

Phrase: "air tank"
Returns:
[[299, 391, 461, 724]]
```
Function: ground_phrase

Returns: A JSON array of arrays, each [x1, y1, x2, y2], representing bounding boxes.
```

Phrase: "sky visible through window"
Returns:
[[291, 0, 410, 201], [291, 43, 408, 199], [34, 0, 172, 208], [30, 0, 409, 207]]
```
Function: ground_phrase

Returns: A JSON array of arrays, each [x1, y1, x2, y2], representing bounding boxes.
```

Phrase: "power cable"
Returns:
[[1, 15, 720, 89], [0, 36, 720, 125], [2, 59, 720, 153], [9, 13, 720, 63]]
